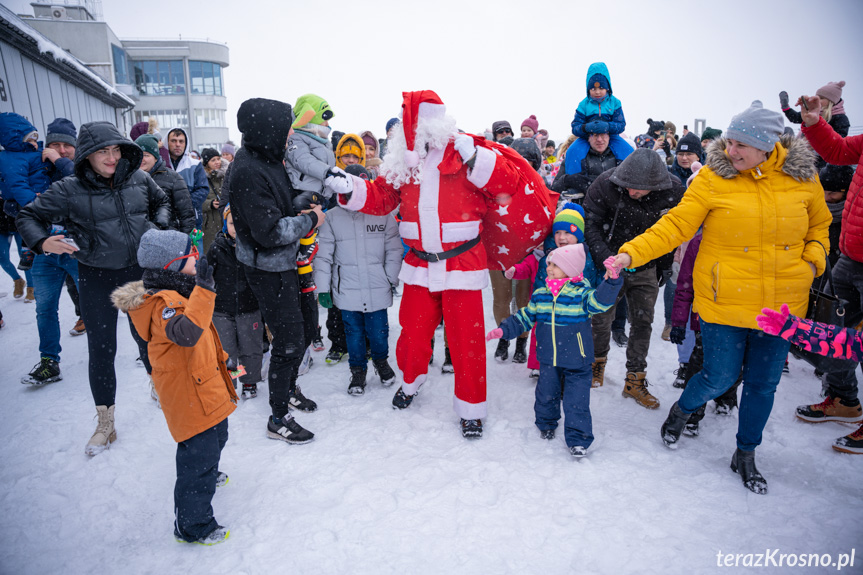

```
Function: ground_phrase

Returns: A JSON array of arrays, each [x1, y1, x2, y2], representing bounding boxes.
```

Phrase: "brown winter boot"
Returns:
[[13, 277, 25, 299], [85, 405, 117, 456], [591, 357, 607, 388], [24, 287, 35, 303], [623, 372, 660, 409]]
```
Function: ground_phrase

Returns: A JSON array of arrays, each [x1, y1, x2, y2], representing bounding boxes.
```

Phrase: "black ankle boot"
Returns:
[[512, 337, 527, 363], [730, 448, 768, 494], [660, 402, 690, 448]]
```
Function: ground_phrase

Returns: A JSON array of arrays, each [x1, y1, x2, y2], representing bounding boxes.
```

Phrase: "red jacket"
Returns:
[[802, 118, 863, 261]]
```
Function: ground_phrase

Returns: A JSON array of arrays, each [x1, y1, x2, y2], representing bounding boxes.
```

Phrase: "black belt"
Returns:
[[410, 237, 481, 262]]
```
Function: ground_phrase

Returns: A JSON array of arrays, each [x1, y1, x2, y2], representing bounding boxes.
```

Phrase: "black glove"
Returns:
[[657, 268, 673, 287], [779, 90, 790, 109], [326, 167, 346, 180], [669, 326, 686, 345], [195, 254, 216, 292], [292, 189, 323, 213]]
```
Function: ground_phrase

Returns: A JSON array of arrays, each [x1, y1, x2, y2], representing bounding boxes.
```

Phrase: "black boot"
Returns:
[[460, 418, 483, 438], [372, 358, 396, 386], [512, 337, 528, 363], [683, 404, 706, 437], [660, 402, 690, 448], [494, 338, 509, 362], [730, 448, 768, 494], [441, 346, 454, 374], [392, 387, 416, 409], [348, 366, 367, 395]]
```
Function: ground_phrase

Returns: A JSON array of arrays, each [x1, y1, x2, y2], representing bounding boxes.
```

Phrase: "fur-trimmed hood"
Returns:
[[111, 280, 147, 313], [706, 134, 818, 182]]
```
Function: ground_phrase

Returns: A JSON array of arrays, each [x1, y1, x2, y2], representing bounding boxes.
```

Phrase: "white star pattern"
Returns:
[[496, 204, 509, 216], [530, 230, 542, 241], [543, 207, 550, 218], [524, 184, 534, 195], [495, 222, 509, 233], [497, 245, 510, 255]]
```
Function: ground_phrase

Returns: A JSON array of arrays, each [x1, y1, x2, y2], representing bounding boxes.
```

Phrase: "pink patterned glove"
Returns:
[[756, 304, 790, 336], [504, 267, 515, 280], [603, 256, 620, 279], [486, 328, 503, 342]]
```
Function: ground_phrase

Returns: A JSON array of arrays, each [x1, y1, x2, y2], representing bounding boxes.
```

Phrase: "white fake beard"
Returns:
[[381, 113, 458, 188]]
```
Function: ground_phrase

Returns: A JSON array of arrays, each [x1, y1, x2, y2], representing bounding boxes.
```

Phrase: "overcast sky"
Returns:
[[5, 0, 863, 145]]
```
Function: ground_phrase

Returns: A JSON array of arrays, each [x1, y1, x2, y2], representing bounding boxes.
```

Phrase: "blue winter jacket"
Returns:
[[0, 113, 52, 207], [500, 275, 622, 368], [571, 62, 626, 138]]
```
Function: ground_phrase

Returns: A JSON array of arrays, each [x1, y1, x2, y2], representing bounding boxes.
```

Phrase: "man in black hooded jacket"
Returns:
[[224, 98, 325, 445]]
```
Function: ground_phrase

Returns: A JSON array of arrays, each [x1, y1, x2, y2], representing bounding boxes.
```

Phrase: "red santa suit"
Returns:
[[336, 91, 522, 421]]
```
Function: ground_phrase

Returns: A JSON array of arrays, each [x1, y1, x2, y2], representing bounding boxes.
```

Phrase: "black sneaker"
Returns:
[[373, 358, 396, 386], [782, 360, 790, 375], [494, 339, 509, 362], [21, 357, 62, 385], [348, 366, 367, 395], [612, 329, 628, 347], [325, 349, 346, 365], [288, 385, 317, 412], [672, 363, 688, 389], [267, 415, 314, 444], [242, 383, 258, 399], [512, 338, 528, 363], [540, 429, 555, 440], [569, 445, 588, 458], [17, 248, 34, 271], [216, 472, 229, 487], [175, 525, 230, 546], [441, 347, 454, 374], [392, 388, 416, 409], [461, 418, 483, 438], [312, 326, 325, 352]]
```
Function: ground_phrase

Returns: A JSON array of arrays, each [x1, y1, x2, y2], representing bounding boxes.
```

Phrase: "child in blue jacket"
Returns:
[[565, 62, 633, 176], [0, 112, 52, 274], [488, 244, 622, 458]]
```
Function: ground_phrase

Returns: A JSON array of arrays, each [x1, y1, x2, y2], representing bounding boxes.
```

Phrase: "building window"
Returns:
[[132, 60, 186, 96], [194, 108, 226, 128], [134, 109, 190, 130], [112, 45, 129, 84], [189, 61, 223, 96]]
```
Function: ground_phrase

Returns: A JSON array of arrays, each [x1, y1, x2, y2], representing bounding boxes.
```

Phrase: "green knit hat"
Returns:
[[700, 127, 722, 142], [552, 202, 585, 243], [135, 134, 160, 161], [292, 93, 333, 128]]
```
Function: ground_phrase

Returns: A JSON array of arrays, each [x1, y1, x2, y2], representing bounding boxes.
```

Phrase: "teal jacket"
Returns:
[[500, 275, 622, 368]]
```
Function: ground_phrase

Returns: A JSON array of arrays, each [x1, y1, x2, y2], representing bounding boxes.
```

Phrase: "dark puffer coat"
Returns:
[[148, 158, 196, 233], [583, 167, 684, 273], [16, 121, 171, 269], [207, 232, 260, 316], [224, 98, 315, 272], [552, 146, 620, 198]]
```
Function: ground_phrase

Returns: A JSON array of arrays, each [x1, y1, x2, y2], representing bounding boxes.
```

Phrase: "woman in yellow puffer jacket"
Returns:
[[611, 101, 831, 495]]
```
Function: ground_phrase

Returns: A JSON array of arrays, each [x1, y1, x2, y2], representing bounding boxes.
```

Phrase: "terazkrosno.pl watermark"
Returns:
[[716, 549, 856, 570]]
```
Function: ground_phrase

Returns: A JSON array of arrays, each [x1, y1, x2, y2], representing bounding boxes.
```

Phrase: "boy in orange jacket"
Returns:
[[112, 229, 238, 546]]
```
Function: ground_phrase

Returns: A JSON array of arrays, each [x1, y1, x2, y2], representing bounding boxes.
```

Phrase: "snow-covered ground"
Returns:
[[0, 270, 861, 575]]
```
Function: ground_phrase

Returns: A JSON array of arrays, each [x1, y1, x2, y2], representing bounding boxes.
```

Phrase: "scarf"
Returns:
[[142, 268, 196, 298], [546, 276, 582, 297], [828, 200, 845, 224]]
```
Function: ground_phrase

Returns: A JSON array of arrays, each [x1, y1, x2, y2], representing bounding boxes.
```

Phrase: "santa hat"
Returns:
[[400, 90, 446, 168]]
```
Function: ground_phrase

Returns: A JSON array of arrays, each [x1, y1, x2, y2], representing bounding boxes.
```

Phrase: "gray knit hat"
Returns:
[[135, 135, 160, 161], [609, 148, 673, 191], [137, 229, 192, 272], [725, 100, 784, 152]]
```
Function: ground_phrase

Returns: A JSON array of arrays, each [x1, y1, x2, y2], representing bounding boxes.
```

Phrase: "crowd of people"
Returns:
[[1, 63, 861, 544]]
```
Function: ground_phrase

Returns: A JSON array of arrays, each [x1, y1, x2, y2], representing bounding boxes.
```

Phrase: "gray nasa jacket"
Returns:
[[285, 129, 335, 193], [314, 206, 403, 313]]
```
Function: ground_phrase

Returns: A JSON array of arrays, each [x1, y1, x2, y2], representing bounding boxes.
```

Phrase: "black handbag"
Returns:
[[788, 242, 858, 372]]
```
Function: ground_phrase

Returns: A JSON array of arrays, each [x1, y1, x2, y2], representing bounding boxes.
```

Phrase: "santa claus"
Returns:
[[325, 90, 544, 438]]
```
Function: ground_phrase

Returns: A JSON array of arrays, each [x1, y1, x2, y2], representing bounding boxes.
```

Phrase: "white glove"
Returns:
[[454, 134, 476, 163], [504, 267, 515, 280], [324, 167, 353, 196], [671, 261, 681, 284]]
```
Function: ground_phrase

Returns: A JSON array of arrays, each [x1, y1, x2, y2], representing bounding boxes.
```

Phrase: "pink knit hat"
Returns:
[[816, 81, 845, 105], [521, 114, 539, 133], [547, 244, 585, 278]]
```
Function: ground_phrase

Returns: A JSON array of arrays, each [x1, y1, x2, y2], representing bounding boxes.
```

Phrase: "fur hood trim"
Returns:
[[111, 280, 147, 313], [706, 134, 818, 182]]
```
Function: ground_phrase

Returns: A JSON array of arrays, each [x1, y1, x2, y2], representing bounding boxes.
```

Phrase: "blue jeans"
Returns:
[[341, 309, 389, 368], [663, 278, 675, 323], [535, 363, 593, 449], [0, 232, 31, 285], [32, 254, 79, 362], [678, 320, 790, 451]]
